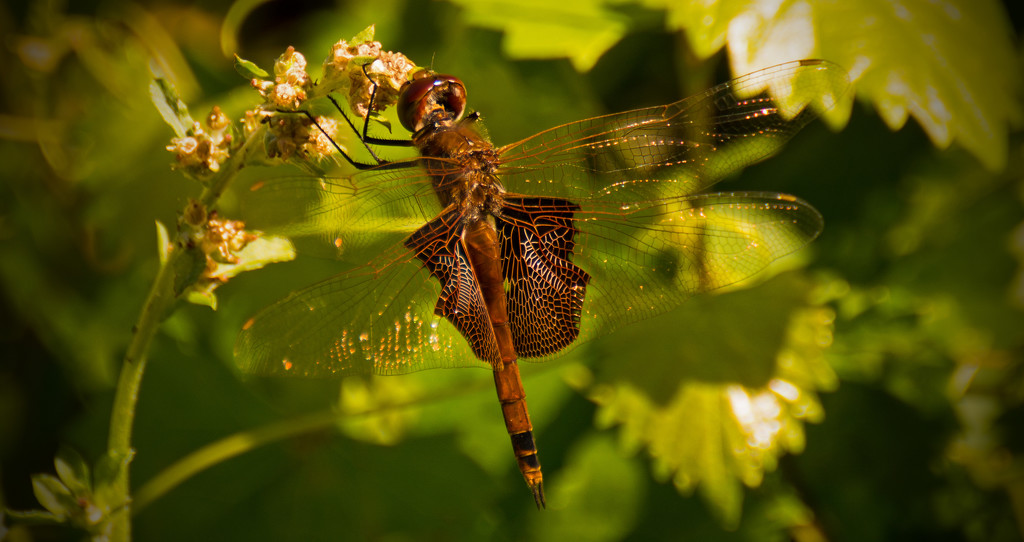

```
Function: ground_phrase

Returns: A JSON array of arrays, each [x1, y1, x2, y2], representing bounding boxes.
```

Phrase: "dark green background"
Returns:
[[2, 0, 1022, 540]]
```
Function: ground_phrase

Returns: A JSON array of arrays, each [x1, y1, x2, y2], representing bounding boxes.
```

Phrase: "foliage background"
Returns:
[[1, 0, 1023, 540]]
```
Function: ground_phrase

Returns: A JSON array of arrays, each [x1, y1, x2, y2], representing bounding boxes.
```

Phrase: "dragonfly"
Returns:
[[235, 58, 849, 508]]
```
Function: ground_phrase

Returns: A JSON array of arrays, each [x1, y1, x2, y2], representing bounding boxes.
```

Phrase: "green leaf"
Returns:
[[183, 235, 295, 309], [817, 0, 1020, 172], [54, 444, 91, 496], [156, 220, 171, 264], [349, 24, 375, 44], [638, 0, 744, 60], [654, 0, 1021, 171], [234, 54, 269, 80], [31, 474, 75, 519], [446, 0, 630, 71], [149, 77, 194, 138], [184, 285, 219, 309], [595, 274, 811, 401], [588, 274, 837, 526], [4, 508, 67, 525], [204, 235, 296, 282]]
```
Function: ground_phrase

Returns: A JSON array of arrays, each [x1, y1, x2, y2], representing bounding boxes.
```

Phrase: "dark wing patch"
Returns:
[[405, 206, 502, 365], [498, 196, 591, 357]]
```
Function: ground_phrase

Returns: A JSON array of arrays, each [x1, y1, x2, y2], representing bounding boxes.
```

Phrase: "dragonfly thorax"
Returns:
[[412, 106, 504, 224], [454, 167, 505, 223]]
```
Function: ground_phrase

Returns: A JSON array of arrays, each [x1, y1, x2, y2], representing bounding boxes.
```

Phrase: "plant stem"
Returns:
[[131, 372, 501, 514], [104, 133, 258, 542], [106, 243, 178, 541], [132, 409, 340, 513]]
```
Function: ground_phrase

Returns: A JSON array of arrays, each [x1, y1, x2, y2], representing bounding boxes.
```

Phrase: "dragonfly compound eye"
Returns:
[[398, 73, 467, 133]]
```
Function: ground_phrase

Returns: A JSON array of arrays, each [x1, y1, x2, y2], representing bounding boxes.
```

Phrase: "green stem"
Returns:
[[104, 132, 258, 541], [130, 372, 505, 514], [105, 245, 179, 541], [132, 409, 340, 513]]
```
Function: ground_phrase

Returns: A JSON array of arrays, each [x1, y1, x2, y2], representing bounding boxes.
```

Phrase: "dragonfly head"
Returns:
[[398, 71, 467, 133]]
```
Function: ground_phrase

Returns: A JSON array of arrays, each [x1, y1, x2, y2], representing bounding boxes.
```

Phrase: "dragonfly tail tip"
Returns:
[[532, 481, 546, 510]]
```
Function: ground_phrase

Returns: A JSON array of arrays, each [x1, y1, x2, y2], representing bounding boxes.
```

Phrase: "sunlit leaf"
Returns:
[[816, 0, 1020, 172], [184, 234, 295, 309], [587, 274, 837, 525], [349, 24, 375, 44], [203, 235, 296, 282], [445, 0, 630, 71], [652, 0, 1021, 170], [234, 54, 269, 79]]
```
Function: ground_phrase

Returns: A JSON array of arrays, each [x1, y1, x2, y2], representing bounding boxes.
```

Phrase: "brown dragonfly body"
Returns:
[[399, 72, 592, 505], [236, 59, 849, 509]]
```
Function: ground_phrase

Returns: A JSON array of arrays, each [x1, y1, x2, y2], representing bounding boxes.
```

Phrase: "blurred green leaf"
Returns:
[[818, 0, 1020, 172], [234, 54, 269, 80], [595, 274, 815, 398], [335, 375, 421, 446], [54, 445, 91, 497], [156, 220, 172, 265], [446, 0, 630, 71], [4, 508, 67, 525], [150, 78, 195, 138], [1012, 215, 1024, 309], [31, 474, 74, 519], [221, 0, 275, 57]]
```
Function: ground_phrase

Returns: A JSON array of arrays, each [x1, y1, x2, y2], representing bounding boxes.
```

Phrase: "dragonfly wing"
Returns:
[[404, 206, 502, 366], [494, 60, 849, 203], [234, 241, 490, 377], [243, 157, 457, 263], [513, 191, 823, 361], [497, 196, 591, 357]]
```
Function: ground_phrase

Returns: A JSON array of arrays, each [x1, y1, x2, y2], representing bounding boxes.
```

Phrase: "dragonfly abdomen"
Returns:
[[463, 220, 546, 508], [493, 359, 544, 508]]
